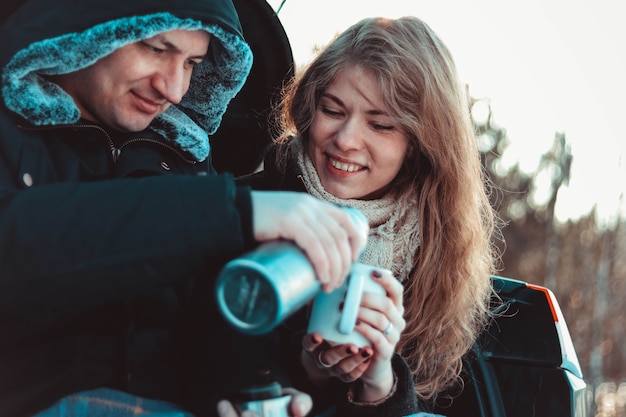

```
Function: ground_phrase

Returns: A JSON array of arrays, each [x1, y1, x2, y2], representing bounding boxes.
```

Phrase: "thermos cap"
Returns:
[[216, 260, 279, 334]]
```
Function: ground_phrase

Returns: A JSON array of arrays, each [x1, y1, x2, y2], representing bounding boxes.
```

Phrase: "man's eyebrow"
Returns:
[[153, 37, 208, 60]]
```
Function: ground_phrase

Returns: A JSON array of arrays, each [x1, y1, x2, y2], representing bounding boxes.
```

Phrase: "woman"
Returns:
[[241, 15, 499, 415]]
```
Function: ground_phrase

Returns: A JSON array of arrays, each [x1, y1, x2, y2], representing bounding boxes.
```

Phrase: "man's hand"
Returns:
[[250, 191, 368, 292], [216, 388, 312, 417]]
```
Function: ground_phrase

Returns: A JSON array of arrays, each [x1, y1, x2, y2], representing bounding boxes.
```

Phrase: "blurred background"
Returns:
[[267, 1, 625, 415]]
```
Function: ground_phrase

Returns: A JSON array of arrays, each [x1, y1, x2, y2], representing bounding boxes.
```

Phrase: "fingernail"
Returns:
[[361, 350, 370, 358], [372, 270, 382, 278], [311, 334, 322, 344]]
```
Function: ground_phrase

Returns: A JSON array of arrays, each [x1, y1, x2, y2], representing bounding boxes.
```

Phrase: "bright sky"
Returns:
[[267, 0, 626, 224]]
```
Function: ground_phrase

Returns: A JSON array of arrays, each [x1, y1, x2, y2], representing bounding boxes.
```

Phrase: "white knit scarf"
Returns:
[[294, 140, 421, 282]]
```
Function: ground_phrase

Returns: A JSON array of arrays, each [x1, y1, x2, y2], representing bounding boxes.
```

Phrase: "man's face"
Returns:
[[51, 29, 210, 132]]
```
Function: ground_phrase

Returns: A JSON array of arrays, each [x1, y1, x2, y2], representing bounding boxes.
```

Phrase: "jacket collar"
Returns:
[[1, 5, 252, 162]]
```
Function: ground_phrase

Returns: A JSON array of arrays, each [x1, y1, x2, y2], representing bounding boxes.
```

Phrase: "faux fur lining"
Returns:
[[1, 12, 253, 161]]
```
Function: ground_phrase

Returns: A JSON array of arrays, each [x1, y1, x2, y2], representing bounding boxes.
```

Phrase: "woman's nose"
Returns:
[[334, 119, 364, 151]]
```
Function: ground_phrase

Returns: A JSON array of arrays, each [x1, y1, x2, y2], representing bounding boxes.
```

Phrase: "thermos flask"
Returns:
[[215, 206, 368, 335]]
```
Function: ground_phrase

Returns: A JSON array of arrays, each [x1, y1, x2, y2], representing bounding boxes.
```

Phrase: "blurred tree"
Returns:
[[470, 96, 626, 385], [535, 132, 572, 291]]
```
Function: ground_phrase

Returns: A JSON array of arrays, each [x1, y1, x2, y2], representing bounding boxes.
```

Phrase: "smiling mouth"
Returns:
[[329, 156, 364, 173], [133, 92, 164, 114]]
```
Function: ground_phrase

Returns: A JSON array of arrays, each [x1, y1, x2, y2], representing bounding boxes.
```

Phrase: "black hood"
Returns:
[[0, 0, 253, 161], [210, 0, 294, 175]]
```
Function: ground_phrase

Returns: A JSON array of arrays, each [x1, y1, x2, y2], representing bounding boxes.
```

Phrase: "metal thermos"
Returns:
[[215, 206, 368, 335]]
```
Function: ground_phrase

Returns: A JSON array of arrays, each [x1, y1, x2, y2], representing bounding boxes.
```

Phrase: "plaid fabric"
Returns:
[[317, 406, 444, 417], [32, 388, 446, 417], [32, 389, 195, 417]]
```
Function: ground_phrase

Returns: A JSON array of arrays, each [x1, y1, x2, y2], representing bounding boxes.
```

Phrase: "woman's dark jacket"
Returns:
[[0, 1, 262, 416], [237, 146, 422, 417]]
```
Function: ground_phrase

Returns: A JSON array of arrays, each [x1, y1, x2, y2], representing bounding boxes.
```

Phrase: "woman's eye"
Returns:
[[373, 123, 394, 131], [321, 107, 341, 116]]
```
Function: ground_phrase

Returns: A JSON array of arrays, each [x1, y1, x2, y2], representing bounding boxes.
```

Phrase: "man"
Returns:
[[0, 1, 366, 416]]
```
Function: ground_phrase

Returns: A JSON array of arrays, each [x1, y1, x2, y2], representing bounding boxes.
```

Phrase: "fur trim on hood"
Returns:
[[1, 7, 253, 162]]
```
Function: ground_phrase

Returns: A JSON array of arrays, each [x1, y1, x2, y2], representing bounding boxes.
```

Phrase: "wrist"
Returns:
[[349, 371, 396, 404]]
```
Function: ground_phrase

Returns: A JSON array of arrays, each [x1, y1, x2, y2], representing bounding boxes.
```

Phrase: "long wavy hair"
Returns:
[[273, 16, 500, 400]]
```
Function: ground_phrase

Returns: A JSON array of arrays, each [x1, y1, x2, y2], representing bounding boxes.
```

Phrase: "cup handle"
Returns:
[[338, 271, 365, 334]]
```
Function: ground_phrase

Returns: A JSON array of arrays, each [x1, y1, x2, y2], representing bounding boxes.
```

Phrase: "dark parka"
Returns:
[[0, 1, 259, 416]]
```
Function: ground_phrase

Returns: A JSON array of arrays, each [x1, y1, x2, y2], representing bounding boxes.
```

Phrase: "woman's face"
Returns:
[[308, 65, 410, 200]]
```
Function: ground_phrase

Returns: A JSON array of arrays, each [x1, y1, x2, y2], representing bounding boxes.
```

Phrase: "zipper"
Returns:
[[113, 137, 197, 165], [18, 123, 197, 165]]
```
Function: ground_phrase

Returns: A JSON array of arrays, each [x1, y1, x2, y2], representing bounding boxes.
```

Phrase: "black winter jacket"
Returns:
[[0, 1, 258, 416]]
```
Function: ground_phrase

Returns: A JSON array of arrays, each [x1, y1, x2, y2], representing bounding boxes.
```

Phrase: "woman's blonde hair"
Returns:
[[275, 16, 499, 399]]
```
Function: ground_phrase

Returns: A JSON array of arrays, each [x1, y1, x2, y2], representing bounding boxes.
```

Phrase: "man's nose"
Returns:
[[152, 61, 190, 104]]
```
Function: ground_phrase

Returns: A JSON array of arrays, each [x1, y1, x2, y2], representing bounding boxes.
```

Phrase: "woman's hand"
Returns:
[[301, 333, 367, 384], [301, 268, 406, 402], [351, 268, 405, 401]]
